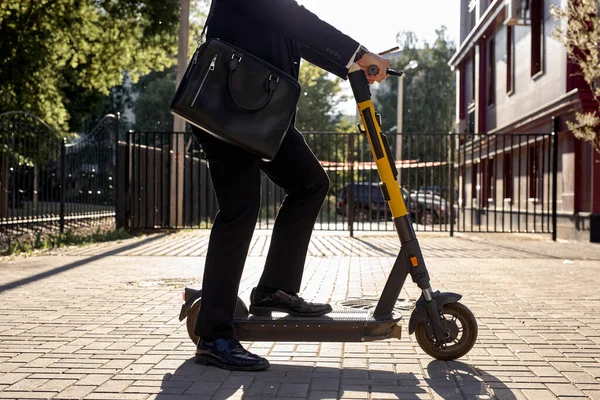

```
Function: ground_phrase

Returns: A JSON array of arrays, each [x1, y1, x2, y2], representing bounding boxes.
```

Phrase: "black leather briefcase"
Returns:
[[170, 38, 301, 161]]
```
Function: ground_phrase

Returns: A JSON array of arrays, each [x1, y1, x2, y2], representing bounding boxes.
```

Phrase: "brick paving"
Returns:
[[1, 230, 600, 399]]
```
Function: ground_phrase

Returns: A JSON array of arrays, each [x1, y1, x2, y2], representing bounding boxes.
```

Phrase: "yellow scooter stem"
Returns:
[[347, 64, 408, 220]]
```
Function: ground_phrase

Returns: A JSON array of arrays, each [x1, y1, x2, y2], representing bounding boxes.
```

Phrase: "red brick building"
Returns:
[[449, 0, 600, 241]]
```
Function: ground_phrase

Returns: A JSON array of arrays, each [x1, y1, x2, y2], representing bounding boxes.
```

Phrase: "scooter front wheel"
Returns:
[[415, 302, 477, 360]]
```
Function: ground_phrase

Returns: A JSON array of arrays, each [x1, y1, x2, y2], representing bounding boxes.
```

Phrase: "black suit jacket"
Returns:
[[207, 0, 360, 80]]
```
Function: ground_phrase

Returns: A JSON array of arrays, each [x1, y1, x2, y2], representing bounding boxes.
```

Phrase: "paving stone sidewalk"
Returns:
[[1, 231, 600, 400]]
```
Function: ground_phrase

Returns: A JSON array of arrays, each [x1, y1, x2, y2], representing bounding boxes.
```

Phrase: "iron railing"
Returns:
[[125, 131, 556, 235], [1, 112, 557, 244], [0, 112, 120, 243], [455, 132, 556, 234]]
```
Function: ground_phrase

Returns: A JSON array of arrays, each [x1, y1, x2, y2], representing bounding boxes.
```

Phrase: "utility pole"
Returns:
[[394, 60, 418, 187], [170, 0, 190, 228], [395, 74, 404, 185]]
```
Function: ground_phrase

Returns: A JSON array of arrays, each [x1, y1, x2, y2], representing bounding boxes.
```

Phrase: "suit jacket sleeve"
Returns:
[[221, 0, 360, 78], [300, 44, 355, 79]]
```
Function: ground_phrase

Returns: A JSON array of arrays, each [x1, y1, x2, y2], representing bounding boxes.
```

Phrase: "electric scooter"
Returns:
[[179, 58, 478, 361]]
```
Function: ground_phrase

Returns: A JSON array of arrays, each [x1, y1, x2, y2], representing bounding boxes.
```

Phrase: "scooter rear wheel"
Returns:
[[185, 296, 249, 345], [415, 302, 477, 361], [186, 301, 201, 345]]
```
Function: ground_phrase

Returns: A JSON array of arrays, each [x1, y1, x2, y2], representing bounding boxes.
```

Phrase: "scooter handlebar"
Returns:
[[367, 65, 404, 78]]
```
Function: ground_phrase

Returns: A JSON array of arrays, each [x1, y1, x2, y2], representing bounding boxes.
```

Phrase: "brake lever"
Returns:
[[378, 46, 400, 56]]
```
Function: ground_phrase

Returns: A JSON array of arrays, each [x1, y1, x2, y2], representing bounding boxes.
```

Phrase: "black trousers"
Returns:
[[191, 125, 330, 340]]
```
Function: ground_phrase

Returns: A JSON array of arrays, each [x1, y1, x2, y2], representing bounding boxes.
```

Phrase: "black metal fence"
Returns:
[[0, 112, 120, 243], [125, 131, 556, 235], [125, 131, 217, 230], [455, 132, 556, 235], [1, 110, 558, 245]]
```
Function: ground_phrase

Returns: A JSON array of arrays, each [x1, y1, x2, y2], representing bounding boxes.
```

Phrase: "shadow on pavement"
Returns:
[[156, 357, 517, 399], [0, 233, 168, 293], [351, 237, 398, 257], [426, 360, 518, 400]]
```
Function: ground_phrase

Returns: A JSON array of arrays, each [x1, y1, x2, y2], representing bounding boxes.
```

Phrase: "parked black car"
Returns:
[[336, 182, 451, 225]]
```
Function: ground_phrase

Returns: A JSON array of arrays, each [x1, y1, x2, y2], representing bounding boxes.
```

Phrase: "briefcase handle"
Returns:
[[228, 55, 279, 112]]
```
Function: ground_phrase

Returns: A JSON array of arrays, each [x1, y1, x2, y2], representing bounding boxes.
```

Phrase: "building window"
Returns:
[[506, 26, 514, 94], [503, 153, 512, 200], [471, 162, 478, 206], [470, 58, 476, 105], [460, 166, 466, 207], [484, 157, 495, 207], [459, 64, 466, 120], [468, 106, 476, 133], [530, 0, 544, 77], [469, 0, 477, 30], [487, 37, 495, 106], [528, 145, 539, 200]]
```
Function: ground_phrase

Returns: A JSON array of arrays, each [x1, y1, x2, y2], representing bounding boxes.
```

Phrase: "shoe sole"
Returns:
[[249, 305, 332, 318], [195, 354, 270, 371]]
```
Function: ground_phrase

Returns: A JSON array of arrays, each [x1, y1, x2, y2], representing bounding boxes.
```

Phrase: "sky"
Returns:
[[295, 0, 461, 114], [296, 0, 460, 52]]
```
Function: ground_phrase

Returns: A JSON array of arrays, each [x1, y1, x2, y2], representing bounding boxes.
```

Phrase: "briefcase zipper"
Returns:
[[184, 48, 201, 80], [191, 54, 218, 107]]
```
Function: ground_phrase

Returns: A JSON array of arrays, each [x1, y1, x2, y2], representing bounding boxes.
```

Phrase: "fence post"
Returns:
[[115, 112, 123, 229], [125, 131, 133, 230], [552, 117, 559, 241], [348, 134, 355, 237], [450, 132, 455, 237], [59, 138, 66, 234]]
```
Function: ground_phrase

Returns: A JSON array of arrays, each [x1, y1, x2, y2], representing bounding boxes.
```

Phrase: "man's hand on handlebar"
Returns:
[[357, 52, 391, 84]]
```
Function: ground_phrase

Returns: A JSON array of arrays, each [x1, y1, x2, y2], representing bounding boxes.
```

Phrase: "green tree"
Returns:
[[132, 66, 177, 132], [294, 61, 353, 218], [130, 0, 207, 133], [373, 28, 456, 134], [371, 28, 456, 196], [0, 0, 180, 133], [551, 0, 600, 154], [295, 61, 349, 132]]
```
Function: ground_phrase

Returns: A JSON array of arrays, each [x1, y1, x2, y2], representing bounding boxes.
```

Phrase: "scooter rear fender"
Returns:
[[179, 288, 202, 322]]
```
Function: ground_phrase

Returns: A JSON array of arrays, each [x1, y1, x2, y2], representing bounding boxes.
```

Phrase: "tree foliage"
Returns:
[[129, 0, 207, 132], [132, 66, 177, 132], [370, 28, 456, 195], [0, 0, 180, 133], [295, 61, 350, 132], [551, 0, 600, 154], [373, 28, 456, 134]]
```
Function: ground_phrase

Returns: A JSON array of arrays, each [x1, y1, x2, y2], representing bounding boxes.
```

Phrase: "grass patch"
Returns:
[[1, 227, 133, 258]]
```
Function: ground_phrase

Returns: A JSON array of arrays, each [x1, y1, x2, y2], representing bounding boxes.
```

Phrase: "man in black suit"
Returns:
[[192, 0, 391, 371]]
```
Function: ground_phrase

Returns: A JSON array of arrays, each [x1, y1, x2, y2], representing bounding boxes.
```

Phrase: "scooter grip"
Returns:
[[368, 65, 404, 77]]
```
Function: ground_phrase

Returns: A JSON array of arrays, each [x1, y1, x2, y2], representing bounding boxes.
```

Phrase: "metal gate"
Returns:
[[125, 131, 556, 236], [0, 112, 120, 242]]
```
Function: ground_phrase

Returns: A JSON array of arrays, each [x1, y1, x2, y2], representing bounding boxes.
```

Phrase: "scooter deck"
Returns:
[[232, 308, 402, 342]]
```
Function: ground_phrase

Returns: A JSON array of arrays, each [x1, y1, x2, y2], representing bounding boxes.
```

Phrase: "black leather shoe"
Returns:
[[249, 287, 333, 317], [195, 336, 269, 371]]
